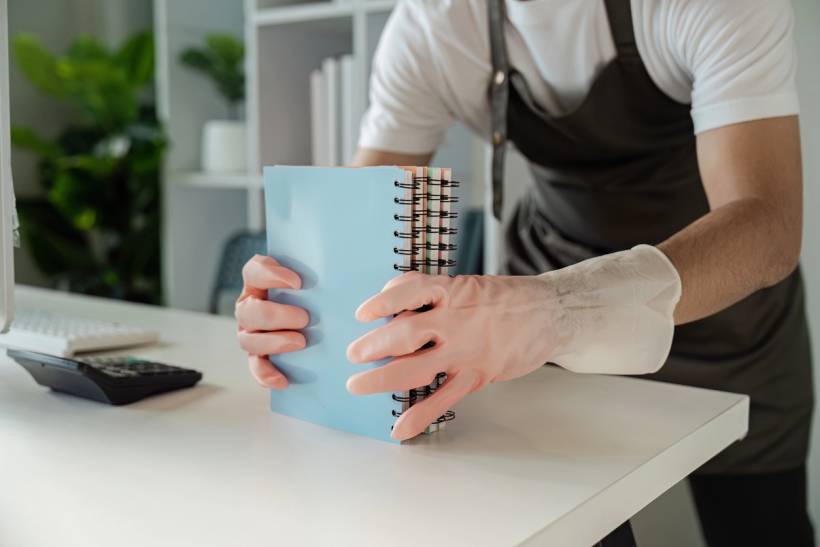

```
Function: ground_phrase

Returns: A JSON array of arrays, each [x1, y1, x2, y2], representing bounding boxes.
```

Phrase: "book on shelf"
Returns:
[[310, 54, 357, 166], [309, 67, 326, 166], [340, 55, 356, 165]]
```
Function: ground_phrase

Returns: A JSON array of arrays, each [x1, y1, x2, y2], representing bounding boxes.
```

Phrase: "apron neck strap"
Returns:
[[603, 0, 639, 58], [487, 0, 509, 220], [488, 0, 509, 72]]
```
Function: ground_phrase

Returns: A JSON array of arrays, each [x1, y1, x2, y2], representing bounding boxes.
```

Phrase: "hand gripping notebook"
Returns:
[[263, 166, 459, 442]]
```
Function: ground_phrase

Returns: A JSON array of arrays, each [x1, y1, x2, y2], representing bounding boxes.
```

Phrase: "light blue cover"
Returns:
[[263, 165, 405, 443]]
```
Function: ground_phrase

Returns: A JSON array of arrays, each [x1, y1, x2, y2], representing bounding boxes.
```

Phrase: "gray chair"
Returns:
[[210, 230, 266, 315], [454, 208, 484, 275]]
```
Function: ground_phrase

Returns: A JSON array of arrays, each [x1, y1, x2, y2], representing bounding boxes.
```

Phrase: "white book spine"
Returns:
[[322, 57, 339, 166], [310, 68, 325, 166], [340, 55, 355, 165]]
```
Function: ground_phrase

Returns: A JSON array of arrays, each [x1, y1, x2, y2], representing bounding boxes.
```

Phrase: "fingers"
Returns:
[[237, 257, 305, 389], [346, 347, 443, 395], [236, 298, 309, 331], [356, 275, 446, 322], [391, 370, 479, 441], [240, 255, 301, 300], [248, 354, 288, 390], [346, 312, 434, 363], [238, 330, 306, 356], [381, 270, 425, 292]]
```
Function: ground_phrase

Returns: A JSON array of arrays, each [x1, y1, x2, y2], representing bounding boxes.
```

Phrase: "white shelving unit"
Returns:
[[168, 171, 262, 190], [155, 0, 499, 312], [246, 0, 490, 250], [154, 0, 250, 312]]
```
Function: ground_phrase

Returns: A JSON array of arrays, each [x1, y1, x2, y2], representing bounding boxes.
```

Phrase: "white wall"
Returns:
[[794, 0, 820, 541]]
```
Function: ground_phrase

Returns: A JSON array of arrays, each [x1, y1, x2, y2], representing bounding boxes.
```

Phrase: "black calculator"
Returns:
[[8, 349, 203, 405]]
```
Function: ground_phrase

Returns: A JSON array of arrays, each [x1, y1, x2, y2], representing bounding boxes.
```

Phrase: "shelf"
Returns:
[[170, 171, 262, 189], [252, 0, 397, 26], [364, 0, 396, 13], [253, 2, 354, 26]]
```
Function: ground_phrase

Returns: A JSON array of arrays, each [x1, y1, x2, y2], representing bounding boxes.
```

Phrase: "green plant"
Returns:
[[11, 32, 166, 304], [180, 33, 245, 119]]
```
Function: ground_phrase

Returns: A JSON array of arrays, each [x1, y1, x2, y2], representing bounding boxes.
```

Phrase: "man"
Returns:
[[236, 1, 813, 545]]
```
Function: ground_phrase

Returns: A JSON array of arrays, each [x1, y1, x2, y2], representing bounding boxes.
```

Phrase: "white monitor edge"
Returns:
[[0, 0, 15, 333]]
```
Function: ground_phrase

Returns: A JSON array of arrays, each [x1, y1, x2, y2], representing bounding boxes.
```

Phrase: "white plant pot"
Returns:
[[201, 120, 247, 173]]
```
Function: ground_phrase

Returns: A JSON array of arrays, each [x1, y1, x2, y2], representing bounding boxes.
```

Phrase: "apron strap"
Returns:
[[487, 0, 509, 220], [487, 0, 638, 220], [603, 0, 640, 58]]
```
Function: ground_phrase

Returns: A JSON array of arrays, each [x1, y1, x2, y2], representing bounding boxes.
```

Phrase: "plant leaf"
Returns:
[[179, 48, 214, 73], [117, 31, 154, 86], [13, 31, 167, 304], [12, 34, 64, 97], [67, 35, 109, 62], [180, 34, 245, 105], [15, 198, 97, 276], [60, 60, 138, 129], [206, 33, 244, 66], [10, 126, 62, 158]]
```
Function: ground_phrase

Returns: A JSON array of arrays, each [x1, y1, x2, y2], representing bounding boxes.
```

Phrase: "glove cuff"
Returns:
[[544, 245, 682, 375]]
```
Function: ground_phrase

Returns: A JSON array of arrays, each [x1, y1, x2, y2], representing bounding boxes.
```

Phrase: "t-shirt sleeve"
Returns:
[[357, 1, 454, 154], [676, 0, 799, 134]]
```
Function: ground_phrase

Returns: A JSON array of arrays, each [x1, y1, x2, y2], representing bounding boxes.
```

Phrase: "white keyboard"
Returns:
[[0, 310, 159, 357]]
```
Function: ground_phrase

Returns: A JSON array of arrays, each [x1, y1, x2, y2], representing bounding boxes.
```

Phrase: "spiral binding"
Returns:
[[424, 192, 460, 203], [395, 193, 459, 204], [419, 241, 457, 252], [421, 257, 457, 268], [393, 212, 422, 222], [392, 168, 459, 434], [393, 226, 458, 239], [393, 259, 456, 272], [394, 179, 420, 190], [417, 176, 461, 188], [393, 211, 458, 222]]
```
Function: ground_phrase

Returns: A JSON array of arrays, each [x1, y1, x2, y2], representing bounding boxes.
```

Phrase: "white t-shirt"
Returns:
[[359, 0, 800, 155]]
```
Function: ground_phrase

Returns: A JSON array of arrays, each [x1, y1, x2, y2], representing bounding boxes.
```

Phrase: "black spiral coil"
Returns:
[[394, 179, 421, 190], [425, 192, 460, 203], [392, 173, 460, 432], [416, 241, 458, 252], [416, 176, 460, 188], [393, 226, 458, 239]]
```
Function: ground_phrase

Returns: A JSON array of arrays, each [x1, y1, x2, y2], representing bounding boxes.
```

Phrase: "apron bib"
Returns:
[[487, 0, 813, 474]]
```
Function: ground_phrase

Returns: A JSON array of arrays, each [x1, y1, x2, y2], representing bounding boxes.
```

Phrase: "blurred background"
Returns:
[[10, 0, 157, 301], [5, 1, 820, 544]]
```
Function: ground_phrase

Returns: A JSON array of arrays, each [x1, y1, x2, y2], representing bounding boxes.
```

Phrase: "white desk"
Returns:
[[0, 286, 748, 547]]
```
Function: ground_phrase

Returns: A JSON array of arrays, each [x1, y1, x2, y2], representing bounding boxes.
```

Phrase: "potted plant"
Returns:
[[11, 32, 166, 304], [180, 33, 246, 173]]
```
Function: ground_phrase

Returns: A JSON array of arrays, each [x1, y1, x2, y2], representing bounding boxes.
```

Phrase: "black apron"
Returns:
[[488, 0, 813, 474]]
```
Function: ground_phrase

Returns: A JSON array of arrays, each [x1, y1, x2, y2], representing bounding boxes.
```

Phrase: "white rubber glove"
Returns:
[[346, 244, 681, 440], [543, 244, 682, 374]]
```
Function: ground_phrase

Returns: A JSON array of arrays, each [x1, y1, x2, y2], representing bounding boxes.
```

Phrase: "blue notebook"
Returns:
[[264, 165, 459, 441], [264, 166, 408, 442]]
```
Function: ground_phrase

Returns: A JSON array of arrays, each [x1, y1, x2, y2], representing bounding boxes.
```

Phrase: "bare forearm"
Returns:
[[351, 147, 432, 168], [659, 197, 801, 324], [659, 117, 803, 325]]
